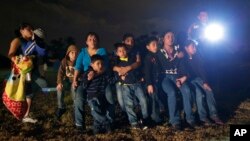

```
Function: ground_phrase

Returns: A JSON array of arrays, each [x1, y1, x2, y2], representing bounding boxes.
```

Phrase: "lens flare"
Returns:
[[204, 23, 224, 42]]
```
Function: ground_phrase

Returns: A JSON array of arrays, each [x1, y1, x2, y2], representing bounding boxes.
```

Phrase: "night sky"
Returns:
[[0, 0, 249, 56]]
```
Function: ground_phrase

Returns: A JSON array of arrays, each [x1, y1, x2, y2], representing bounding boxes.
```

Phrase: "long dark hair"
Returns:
[[14, 22, 33, 37]]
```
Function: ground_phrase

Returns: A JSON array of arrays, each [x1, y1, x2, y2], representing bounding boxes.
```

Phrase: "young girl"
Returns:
[[8, 23, 47, 123]]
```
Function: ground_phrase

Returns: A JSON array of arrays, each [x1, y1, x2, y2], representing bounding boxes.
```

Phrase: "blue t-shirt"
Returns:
[[74, 47, 108, 72]]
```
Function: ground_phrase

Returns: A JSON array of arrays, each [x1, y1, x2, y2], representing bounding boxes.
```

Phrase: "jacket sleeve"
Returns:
[[144, 55, 153, 86], [57, 59, 66, 84], [178, 58, 188, 78]]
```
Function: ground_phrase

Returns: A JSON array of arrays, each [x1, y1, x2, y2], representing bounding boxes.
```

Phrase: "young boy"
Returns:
[[113, 33, 141, 112], [144, 37, 163, 124], [114, 43, 148, 129], [83, 55, 117, 135], [184, 40, 223, 125], [56, 45, 78, 119]]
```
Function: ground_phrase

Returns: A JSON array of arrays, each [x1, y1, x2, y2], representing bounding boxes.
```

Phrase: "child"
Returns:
[[114, 43, 148, 129], [83, 55, 116, 135], [144, 37, 163, 124], [184, 40, 223, 125], [113, 33, 141, 112], [56, 45, 78, 119]]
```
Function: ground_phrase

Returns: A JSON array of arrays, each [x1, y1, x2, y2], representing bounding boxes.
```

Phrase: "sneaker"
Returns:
[[75, 125, 85, 134], [131, 124, 140, 130], [140, 118, 150, 129], [55, 108, 66, 119], [186, 122, 199, 130], [104, 124, 112, 133], [22, 117, 38, 123], [201, 119, 213, 126], [172, 124, 182, 131], [211, 117, 224, 125]]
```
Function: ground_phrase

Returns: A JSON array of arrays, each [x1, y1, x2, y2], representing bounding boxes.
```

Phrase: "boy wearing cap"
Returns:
[[56, 44, 79, 119]]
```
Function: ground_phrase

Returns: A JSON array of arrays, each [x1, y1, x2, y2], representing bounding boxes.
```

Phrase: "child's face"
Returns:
[[91, 60, 104, 74], [68, 51, 77, 62], [20, 26, 33, 39], [163, 32, 174, 47], [198, 11, 208, 23], [123, 37, 134, 47], [146, 41, 158, 53], [86, 35, 98, 49], [185, 43, 197, 55], [116, 47, 128, 58]]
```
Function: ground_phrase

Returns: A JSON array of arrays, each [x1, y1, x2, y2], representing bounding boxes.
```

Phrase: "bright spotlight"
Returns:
[[204, 23, 224, 42]]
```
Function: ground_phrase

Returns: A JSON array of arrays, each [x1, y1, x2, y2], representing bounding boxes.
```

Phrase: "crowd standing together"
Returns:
[[5, 10, 224, 135]]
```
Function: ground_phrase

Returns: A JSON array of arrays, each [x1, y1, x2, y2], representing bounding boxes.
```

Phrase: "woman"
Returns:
[[72, 32, 113, 132], [7, 23, 47, 123], [156, 30, 195, 130]]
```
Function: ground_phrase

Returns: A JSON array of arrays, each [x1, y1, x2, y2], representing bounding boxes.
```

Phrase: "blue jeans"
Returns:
[[74, 85, 86, 127], [26, 76, 48, 98], [161, 74, 195, 125], [105, 85, 115, 123], [122, 83, 148, 125], [191, 78, 218, 121], [147, 85, 162, 123], [88, 98, 110, 129], [116, 83, 126, 111], [57, 81, 75, 109]]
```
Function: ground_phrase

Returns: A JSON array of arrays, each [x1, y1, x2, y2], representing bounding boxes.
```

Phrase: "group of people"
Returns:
[[6, 10, 224, 135]]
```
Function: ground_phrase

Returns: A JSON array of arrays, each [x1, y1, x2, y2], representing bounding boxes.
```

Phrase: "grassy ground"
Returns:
[[0, 65, 250, 141]]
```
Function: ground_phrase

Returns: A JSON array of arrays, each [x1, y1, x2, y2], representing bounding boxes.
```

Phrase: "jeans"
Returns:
[[88, 98, 110, 129], [147, 85, 162, 123], [161, 74, 195, 125], [116, 83, 125, 111], [26, 76, 48, 98], [57, 80, 75, 109], [122, 83, 148, 125], [191, 77, 218, 121], [74, 85, 86, 127], [105, 85, 115, 123]]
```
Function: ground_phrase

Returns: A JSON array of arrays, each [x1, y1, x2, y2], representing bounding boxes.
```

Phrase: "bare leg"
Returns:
[[25, 98, 32, 117]]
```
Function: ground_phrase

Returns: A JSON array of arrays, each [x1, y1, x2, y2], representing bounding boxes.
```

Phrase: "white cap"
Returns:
[[34, 28, 45, 39]]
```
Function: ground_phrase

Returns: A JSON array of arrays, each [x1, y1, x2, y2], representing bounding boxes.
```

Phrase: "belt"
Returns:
[[164, 69, 177, 74]]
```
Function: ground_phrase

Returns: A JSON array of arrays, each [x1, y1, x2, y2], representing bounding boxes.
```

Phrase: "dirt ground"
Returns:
[[1, 59, 250, 141]]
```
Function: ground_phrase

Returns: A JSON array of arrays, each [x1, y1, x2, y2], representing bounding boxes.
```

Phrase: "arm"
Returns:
[[72, 70, 80, 89], [144, 56, 154, 94], [144, 56, 153, 87], [113, 53, 141, 75], [8, 38, 21, 62], [56, 60, 66, 91], [176, 58, 188, 87]]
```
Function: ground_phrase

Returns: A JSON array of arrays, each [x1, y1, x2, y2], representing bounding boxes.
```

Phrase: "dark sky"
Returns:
[[0, 0, 249, 56]]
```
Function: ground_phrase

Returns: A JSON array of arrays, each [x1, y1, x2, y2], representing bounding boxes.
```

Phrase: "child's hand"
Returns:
[[87, 71, 95, 80], [203, 83, 212, 91], [176, 80, 182, 88], [147, 85, 154, 94], [118, 67, 131, 76], [176, 76, 187, 88], [72, 81, 78, 89], [177, 52, 184, 58], [56, 83, 63, 91], [121, 74, 127, 80]]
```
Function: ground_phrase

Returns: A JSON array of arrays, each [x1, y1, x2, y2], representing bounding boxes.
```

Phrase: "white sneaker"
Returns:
[[22, 117, 38, 123]]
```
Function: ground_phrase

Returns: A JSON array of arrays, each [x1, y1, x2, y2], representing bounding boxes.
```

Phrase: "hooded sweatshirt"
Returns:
[[57, 45, 78, 84]]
